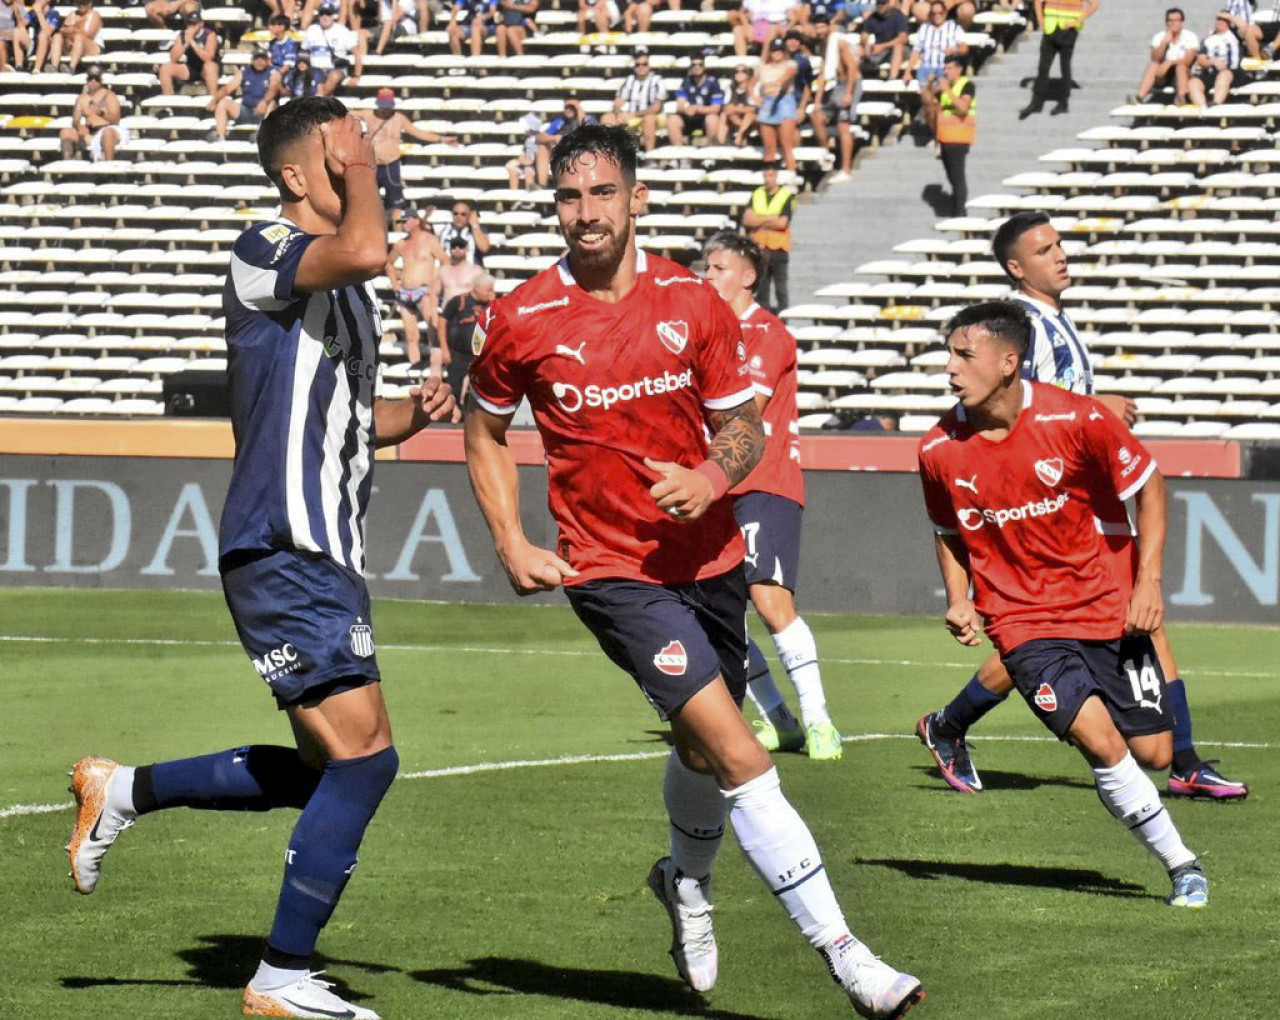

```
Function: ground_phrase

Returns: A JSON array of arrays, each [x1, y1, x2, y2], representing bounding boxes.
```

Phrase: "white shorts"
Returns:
[[90, 123, 130, 161]]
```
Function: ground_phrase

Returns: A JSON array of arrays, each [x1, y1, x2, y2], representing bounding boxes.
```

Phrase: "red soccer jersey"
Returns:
[[917, 383, 1156, 655], [468, 249, 755, 586], [731, 302, 804, 505]]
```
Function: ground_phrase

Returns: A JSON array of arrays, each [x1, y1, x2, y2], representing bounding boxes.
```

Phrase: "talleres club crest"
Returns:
[[656, 320, 688, 356], [1034, 457, 1064, 487]]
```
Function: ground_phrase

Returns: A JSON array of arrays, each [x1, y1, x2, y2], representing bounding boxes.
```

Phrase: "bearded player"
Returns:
[[701, 230, 843, 760], [917, 211, 1247, 802], [918, 300, 1209, 908], [464, 124, 923, 1018]]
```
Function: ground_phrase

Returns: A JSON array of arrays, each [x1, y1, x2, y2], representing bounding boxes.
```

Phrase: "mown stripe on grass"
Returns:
[[0, 634, 1273, 679], [7, 732, 1273, 822]]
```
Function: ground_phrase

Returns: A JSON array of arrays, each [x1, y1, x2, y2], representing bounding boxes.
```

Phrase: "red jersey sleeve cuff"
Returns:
[[1117, 458, 1156, 502], [703, 385, 755, 411], [470, 391, 520, 416]]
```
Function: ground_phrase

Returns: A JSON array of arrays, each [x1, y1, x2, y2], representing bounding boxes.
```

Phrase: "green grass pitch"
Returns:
[[1, 588, 1277, 1019]]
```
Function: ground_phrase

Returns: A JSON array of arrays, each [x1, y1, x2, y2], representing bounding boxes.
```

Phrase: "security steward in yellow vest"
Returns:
[[1021, 0, 1099, 119], [936, 55, 975, 218], [743, 159, 795, 312]]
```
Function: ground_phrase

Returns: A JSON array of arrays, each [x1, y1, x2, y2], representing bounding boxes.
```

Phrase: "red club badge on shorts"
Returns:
[[653, 640, 688, 676], [656, 320, 689, 356], [1033, 682, 1057, 712]]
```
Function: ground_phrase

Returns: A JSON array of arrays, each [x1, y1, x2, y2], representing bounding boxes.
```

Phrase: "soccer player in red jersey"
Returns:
[[918, 301, 1208, 908], [702, 231, 843, 761], [465, 125, 923, 1017]]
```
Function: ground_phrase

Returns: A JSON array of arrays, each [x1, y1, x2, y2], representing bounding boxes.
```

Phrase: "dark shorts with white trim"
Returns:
[[221, 548, 381, 709], [565, 567, 748, 721], [1001, 635, 1172, 741], [732, 491, 802, 591]]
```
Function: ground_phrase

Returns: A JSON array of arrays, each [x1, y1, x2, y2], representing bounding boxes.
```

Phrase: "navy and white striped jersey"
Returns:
[[915, 20, 964, 68], [1202, 28, 1242, 69], [1223, 0, 1254, 25], [220, 219, 382, 575], [1016, 293, 1094, 395]]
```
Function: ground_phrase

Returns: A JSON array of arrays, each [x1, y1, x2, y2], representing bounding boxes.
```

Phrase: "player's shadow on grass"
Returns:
[[61, 933, 396, 1000], [911, 764, 1094, 792], [411, 956, 775, 1019], [638, 729, 677, 746], [857, 858, 1149, 899]]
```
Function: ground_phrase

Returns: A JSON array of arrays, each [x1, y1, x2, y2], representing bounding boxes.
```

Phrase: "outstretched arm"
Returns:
[[373, 376, 458, 447], [464, 399, 579, 593]]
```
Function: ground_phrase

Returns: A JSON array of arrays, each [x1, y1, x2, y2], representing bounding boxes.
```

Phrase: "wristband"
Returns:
[[343, 162, 376, 174], [693, 460, 730, 501]]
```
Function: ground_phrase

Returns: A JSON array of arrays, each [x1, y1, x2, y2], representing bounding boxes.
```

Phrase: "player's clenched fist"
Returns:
[[497, 537, 579, 595], [944, 600, 983, 647], [644, 457, 716, 522], [320, 116, 375, 177], [410, 376, 460, 424]]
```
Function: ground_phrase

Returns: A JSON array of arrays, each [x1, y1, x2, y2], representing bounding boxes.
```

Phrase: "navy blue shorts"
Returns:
[[565, 568, 749, 721], [221, 549, 381, 709], [1001, 635, 1172, 741], [733, 492, 802, 591]]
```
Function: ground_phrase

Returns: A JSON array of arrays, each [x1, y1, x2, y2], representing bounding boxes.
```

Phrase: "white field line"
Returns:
[[6, 732, 1274, 822], [0, 633, 1275, 680]]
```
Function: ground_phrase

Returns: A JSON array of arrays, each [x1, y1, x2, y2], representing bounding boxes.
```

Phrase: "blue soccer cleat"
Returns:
[[916, 712, 982, 794], [1166, 860, 1208, 908]]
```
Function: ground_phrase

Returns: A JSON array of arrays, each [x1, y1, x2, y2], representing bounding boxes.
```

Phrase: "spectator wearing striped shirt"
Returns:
[[905, 2, 966, 88], [603, 51, 668, 150], [1019, 0, 1098, 120], [1189, 11, 1240, 107], [1136, 7, 1198, 105], [1221, 0, 1263, 57]]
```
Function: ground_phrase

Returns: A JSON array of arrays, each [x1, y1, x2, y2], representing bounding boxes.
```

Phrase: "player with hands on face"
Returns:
[[464, 124, 923, 1019], [65, 97, 456, 1020], [918, 301, 1210, 909]]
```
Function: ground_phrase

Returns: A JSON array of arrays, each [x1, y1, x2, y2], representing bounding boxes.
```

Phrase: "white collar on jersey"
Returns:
[[955, 379, 1034, 423], [739, 301, 760, 321], [556, 246, 649, 287], [1014, 291, 1069, 324]]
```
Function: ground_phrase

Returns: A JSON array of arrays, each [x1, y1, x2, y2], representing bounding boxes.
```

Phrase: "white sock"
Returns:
[[1093, 753, 1196, 872], [773, 617, 830, 728], [664, 750, 725, 881], [724, 767, 848, 948], [250, 959, 307, 992], [745, 639, 797, 730]]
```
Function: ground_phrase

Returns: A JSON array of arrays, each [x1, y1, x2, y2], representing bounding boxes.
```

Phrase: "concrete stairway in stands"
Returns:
[[791, 0, 1190, 304]]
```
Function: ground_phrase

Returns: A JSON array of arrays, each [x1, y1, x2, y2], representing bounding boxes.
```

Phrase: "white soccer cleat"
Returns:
[[821, 934, 924, 1019], [647, 856, 718, 992], [242, 971, 380, 1019], [67, 756, 136, 895]]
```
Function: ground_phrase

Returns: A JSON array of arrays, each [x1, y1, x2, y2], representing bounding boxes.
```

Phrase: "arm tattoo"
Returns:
[[707, 399, 765, 488]]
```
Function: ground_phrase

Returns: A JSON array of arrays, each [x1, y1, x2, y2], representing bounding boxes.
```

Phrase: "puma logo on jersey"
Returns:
[[956, 475, 978, 494], [1089, 408, 1105, 421], [555, 341, 587, 364]]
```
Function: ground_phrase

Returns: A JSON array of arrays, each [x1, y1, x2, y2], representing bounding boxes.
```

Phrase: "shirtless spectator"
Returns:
[[810, 13, 860, 180], [158, 9, 221, 96], [207, 48, 274, 140], [387, 210, 447, 368], [860, 0, 908, 79], [446, 0, 497, 56], [440, 272, 494, 403], [0, 0, 31, 71], [721, 63, 759, 144], [354, 89, 457, 230], [144, 0, 186, 30], [1136, 7, 1199, 104], [37, 0, 99, 73], [59, 65, 127, 161], [438, 234, 483, 305], [731, 0, 801, 57], [305, 3, 364, 94]]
